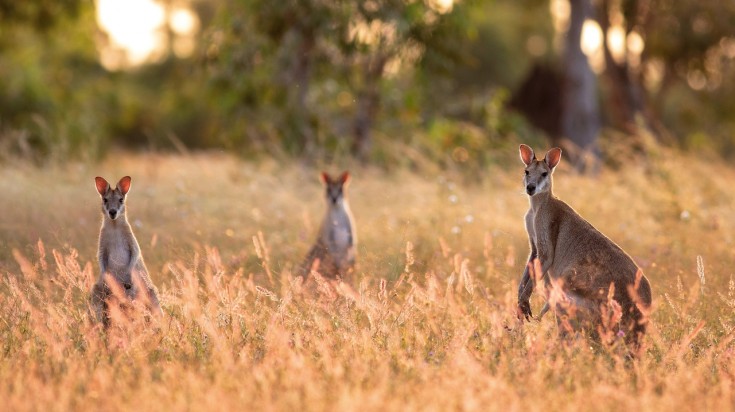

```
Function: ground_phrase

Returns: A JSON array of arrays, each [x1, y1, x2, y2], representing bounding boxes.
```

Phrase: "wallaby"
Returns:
[[92, 176, 162, 327], [517, 144, 652, 350], [298, 171, 357, 280]]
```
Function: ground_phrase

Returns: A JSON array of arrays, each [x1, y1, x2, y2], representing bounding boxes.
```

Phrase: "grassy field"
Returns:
[[1, 146, 734, 411]]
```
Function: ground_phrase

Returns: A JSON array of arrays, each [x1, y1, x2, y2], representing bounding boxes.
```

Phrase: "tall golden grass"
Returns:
[[1, 146, 734, 411]]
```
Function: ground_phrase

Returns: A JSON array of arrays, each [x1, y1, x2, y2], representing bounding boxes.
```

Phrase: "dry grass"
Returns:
[[1, 147, 735, 411]]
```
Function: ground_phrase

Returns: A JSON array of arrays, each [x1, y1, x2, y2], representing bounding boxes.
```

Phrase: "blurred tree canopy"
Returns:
[[594, 0, 735, 153], [0, 0, 82, 33], [202, 0, 479, 161], [1, 0, 735, 167]]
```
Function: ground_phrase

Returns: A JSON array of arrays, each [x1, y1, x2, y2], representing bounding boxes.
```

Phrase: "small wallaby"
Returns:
[[517, 145, 652, 350], [92, 176, 162, 327], [298, 171, 357, 280]]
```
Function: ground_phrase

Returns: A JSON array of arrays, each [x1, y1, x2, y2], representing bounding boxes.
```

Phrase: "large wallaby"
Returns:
[[298, 171, 357, 280], [92, 176, 162, 327], [517, 144, 652, 350]]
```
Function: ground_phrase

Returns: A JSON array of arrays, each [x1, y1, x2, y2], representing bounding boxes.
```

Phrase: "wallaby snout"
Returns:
[[108, 209, 118, 219], [526, 184, 536, 195]]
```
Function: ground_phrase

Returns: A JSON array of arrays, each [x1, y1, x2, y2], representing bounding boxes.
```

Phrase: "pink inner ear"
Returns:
[[340, 171, 350, 184], [95, 177, 109, 195], [118, 176, 132, 195], [320, 172, 331, 184], [546, 148, 562, 168], [519, 144, 535, 165]]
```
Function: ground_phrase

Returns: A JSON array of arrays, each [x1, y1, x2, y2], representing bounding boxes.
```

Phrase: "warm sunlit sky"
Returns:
[[95, 0, 632, 72]]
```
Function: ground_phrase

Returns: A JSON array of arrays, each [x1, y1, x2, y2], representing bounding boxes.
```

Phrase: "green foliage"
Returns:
[[0, 0, 82, 34], [2, 0, 735, 164], [0, 0, 545, 165], [0, 3, 108, 161], [197, 0, 537, 162]]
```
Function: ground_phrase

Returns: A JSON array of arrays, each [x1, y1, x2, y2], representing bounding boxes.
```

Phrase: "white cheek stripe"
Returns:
[[536, 178, 549, 192]]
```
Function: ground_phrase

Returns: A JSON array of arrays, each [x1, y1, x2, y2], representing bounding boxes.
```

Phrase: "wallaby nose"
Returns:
[[526, 184, 536, 195], [109, 210, 117, 218]]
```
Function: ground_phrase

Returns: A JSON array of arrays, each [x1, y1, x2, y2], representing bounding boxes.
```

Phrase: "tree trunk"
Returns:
[[352, 54, 386, 161], [288, 30, 316, 152], [291, 33, 314, 113], [562, 0, 601, 172]]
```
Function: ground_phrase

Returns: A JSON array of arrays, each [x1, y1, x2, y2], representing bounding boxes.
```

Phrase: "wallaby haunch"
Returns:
[[92, 176, 162, 327], [517, 144, 652, 351], [298, 171, 357, 280]]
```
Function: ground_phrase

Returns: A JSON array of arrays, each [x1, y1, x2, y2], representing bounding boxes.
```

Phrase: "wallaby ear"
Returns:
[[117, 176, 132, 195], [519, 144, 535, 166], [339, 171, 351, 186], [95, 177, 110, 196], [545, 148, 562, 169], [320, 172, 331, 185]]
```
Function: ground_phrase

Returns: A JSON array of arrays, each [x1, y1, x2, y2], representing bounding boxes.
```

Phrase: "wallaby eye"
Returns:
[[119, 198, 124, 203], [103, 199, 108, 204], [542, 172, 548, 177], [524, 170, 529, 176]]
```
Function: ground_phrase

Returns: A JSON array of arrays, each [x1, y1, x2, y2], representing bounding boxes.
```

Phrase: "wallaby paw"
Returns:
[[517, 301, 533, 321]]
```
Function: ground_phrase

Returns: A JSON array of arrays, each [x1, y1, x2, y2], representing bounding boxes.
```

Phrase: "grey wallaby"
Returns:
[[517, 145, 652, 350], [298, 171, 357, 280], [92, 176, 162, 327]]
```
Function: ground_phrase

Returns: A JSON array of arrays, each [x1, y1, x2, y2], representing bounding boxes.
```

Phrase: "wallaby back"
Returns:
[[298, 171, 357, 280], [517, 145, 652, 351]]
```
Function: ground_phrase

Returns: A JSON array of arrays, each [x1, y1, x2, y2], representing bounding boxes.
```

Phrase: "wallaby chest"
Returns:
[[323, 208, 354, 251], [101, 225, 136, 276]]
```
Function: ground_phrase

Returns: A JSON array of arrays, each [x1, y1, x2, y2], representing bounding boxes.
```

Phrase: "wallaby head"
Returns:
[[320, 171, 350, 205], [95, 176, 131, 221], [519, 144, 562, 196]]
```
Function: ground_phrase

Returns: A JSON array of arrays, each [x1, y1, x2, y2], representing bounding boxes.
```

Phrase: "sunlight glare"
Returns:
[[627, 30, 645, 68], [627, 31, 645, 55], [96, 0, 166, 70], [170, 6, 200, 58], [170, 8, 199, 35], [607, 25, 626, 63], [428, 0, 454, 14], [581, 19, 604, 73], [349, 18, 397, 47], [581, 20, 602, 56]]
